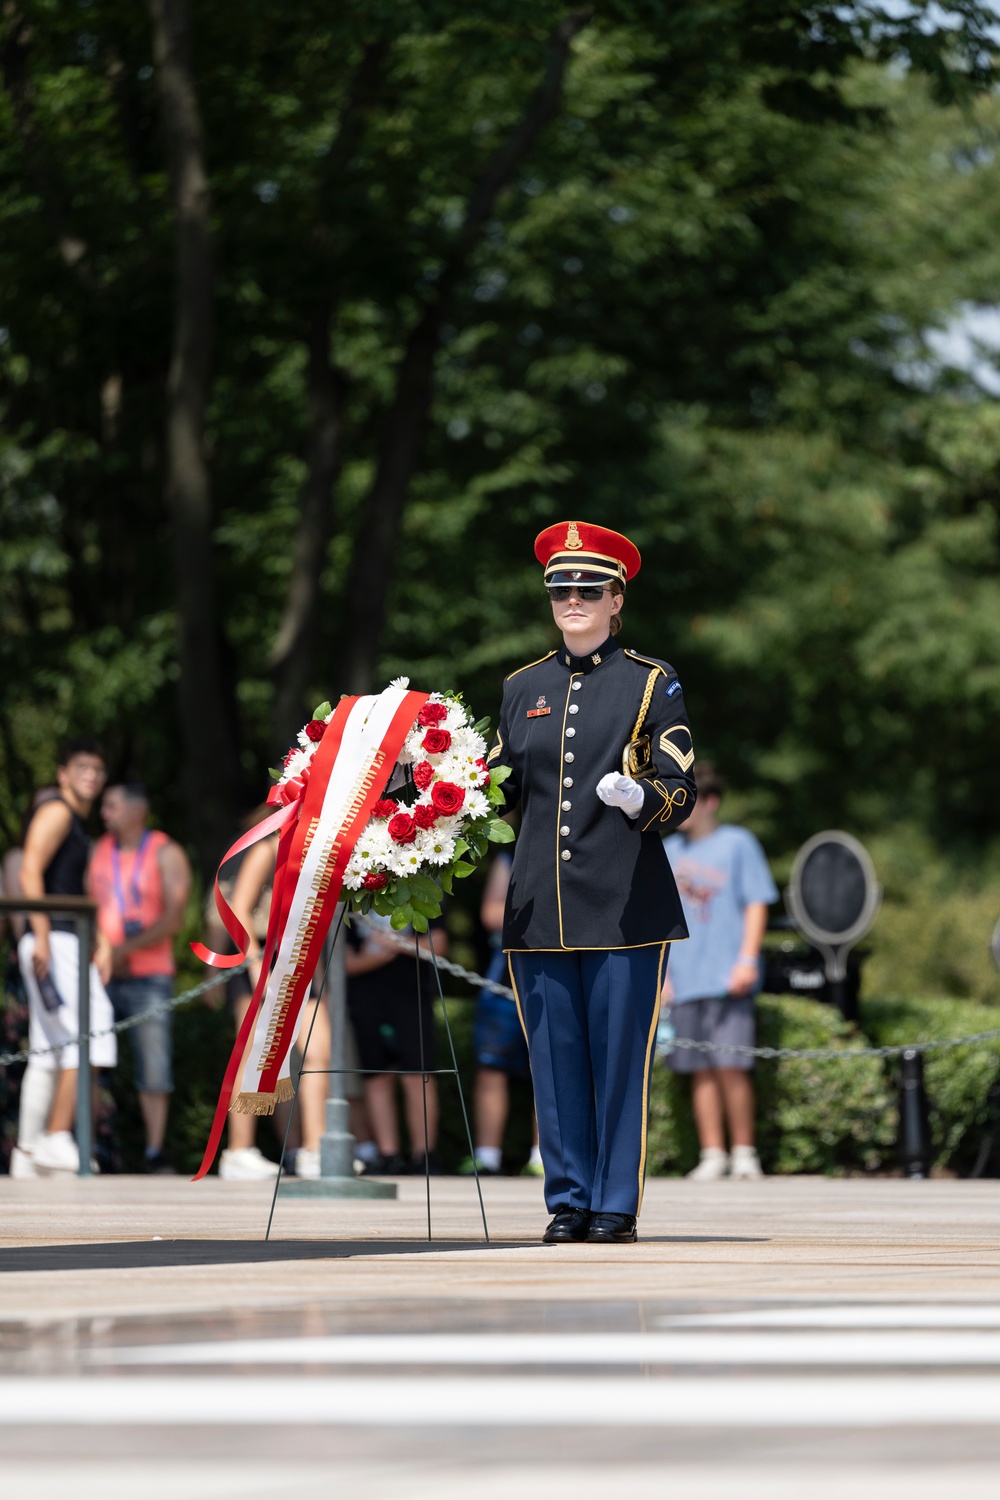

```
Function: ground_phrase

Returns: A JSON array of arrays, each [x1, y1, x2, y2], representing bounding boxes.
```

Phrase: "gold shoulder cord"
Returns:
[[622, 667, 661, 779]]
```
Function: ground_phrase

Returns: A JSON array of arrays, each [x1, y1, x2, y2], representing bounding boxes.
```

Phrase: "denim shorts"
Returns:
[[108, 975, 174, 1092], [474, 987, 531, 1077]]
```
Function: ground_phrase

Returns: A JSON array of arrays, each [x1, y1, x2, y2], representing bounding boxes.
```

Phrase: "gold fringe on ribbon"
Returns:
[[229, 1076, 295, 1117]]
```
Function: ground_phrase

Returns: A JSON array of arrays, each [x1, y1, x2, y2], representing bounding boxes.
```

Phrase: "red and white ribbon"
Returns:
[[193, 685, 428, 1180]]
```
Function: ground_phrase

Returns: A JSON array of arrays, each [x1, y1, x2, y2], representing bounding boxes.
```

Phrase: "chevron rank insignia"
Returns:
[[659, 725, 694, 772]]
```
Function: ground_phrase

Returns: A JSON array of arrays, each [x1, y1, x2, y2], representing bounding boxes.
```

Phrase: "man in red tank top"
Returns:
[[89, 784, 192, 1173]]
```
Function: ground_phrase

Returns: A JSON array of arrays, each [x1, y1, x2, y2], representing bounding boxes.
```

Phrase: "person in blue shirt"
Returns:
[[662, 762, 777, 1180]]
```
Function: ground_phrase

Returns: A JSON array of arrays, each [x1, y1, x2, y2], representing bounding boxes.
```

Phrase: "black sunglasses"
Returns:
[[547, 584, 610, 602]]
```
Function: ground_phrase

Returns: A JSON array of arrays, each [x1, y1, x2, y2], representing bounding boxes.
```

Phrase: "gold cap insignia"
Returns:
[[565, 521, 583, 550]]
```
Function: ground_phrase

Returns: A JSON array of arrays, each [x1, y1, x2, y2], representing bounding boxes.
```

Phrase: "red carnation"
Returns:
[[387, 812, 418, 845], [413, 760, 435, 791], [413, 803, 438, 830], [422, 727, 452, 755], [305, 719, 327, 742], [476, 757, 491, 787], [431, 781, 465, 817], [361, 871, 389, 891], [372, 798, 398, 819], [417, 702, 448, 727]]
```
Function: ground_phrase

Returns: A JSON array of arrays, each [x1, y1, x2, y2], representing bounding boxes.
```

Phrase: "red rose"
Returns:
[[305, 719, 327, 742], [413, 760, 435, 791], [422, 727, 452, 755], [413, 803, 438, 829], [417, 702, 448, 726], [372, 798, 398, 820], [361, 871, 389, 891], [387, 812, 417, 845], [431, 781, 465, 817]]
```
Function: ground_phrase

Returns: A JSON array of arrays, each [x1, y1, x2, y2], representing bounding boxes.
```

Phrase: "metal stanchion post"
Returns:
[[75, 911, 93, 1178], [278, 908, 395, 1200], [898, 1048, 932, 1180]]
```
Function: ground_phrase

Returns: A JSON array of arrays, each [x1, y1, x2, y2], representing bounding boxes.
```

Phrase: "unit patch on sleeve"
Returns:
[[659, 724, 694, 772], [665, 679, 682, 698]]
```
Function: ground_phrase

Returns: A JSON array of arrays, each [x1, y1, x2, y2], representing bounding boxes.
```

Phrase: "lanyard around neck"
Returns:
[[111, 831, 151, 916]]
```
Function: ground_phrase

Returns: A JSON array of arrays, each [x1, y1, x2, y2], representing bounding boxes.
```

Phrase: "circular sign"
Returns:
[[786, 831, 880, 981]]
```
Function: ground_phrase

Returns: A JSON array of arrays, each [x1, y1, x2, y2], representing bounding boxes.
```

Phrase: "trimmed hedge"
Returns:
[[648, 996, 897, 1177]]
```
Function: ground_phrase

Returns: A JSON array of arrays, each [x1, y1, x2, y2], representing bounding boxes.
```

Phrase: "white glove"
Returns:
[[596, 772, 644, 819]]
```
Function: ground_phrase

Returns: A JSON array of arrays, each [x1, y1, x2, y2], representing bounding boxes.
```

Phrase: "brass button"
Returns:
[[568, 704, 579, 715], [563, 777, 573, 787], [561, 850, 571, 861], [565, 753, 575, 763], [560, 825, 570, 836], [565, 727, 576, 738], [561, 800, 571, 810]]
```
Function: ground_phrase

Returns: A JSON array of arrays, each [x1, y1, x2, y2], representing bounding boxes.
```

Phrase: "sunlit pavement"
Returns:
[[2, 1174, 1000, 1498]]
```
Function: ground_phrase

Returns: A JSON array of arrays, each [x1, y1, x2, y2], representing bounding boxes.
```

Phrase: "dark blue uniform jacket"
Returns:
[[488, 635, 697, 952]]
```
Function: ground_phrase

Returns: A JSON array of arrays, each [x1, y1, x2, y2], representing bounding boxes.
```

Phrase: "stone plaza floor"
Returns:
[[1, 1172, 1000, 1498]]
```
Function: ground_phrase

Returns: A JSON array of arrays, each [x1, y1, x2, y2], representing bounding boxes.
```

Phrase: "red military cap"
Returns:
[[534, 521, 642, 588]]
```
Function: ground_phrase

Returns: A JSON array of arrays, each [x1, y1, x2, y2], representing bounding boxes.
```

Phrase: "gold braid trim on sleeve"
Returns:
[[641, 780, 689, 833]]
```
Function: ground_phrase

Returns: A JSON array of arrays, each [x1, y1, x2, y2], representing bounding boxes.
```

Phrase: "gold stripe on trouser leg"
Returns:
[[636, 943, 667, 1216], [507, 962, 530, 1047]]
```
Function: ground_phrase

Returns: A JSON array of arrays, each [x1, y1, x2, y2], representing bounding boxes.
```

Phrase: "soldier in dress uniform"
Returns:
[[488, 521, 696, 1243]]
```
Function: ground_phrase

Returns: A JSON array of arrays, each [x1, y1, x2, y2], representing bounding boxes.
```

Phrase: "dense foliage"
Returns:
[[3, 2, 1000, 999]]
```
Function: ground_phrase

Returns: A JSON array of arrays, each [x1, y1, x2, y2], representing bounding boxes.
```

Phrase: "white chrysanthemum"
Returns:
[[416, 829, 457, 866], [389, 676, 410, 690], [281, 746, 313, 781], [464, 790, 490, 821], [387, 843, 423, 877], [359, 822, 392, 862], [432, 813, 465, 839], [434, 750, 464, 786], [341, 867, 365, 891], [296, 727, 312, 749], [442, 701, 468, 734], [404, 727, 426, 761]]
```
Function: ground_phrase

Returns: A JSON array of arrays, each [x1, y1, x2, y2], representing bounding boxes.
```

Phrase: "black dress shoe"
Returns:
[[542, 1208, 592, 1244], [586, 1212, 637, 1243]]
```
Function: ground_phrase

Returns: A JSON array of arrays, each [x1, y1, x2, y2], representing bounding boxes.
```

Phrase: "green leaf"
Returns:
[[411, 912, 429, 934], [410, 872, 442, 903], [473, 716, 491, 735], [439, 868, 454, 896], [410, 895, 440, 919], [489, 764, 512, 786], [393, 877, 412, 901], [452, 860, 475, 878], [487, 819, 516, 844], [268, 766, 282, 782], [390, 903, 415, 929], [312, 700, 331, 721], [453, 838, 469, 858]]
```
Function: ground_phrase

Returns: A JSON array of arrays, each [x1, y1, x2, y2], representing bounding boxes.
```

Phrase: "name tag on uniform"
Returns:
[[526, 707, 551, 718]]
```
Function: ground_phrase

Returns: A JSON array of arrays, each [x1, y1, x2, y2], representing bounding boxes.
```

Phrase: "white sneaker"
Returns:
[[33, 1131, 80, 1174], [729, 1146, 763, 1180], [218, 1146, 281, 1181], [687, 1148, 729, 1181], [295, 1146, 321, 1179], [9, 1145, 39, 1180]]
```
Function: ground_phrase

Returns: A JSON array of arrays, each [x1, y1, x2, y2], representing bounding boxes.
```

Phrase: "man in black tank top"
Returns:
[[16, 737, 116, 1176]]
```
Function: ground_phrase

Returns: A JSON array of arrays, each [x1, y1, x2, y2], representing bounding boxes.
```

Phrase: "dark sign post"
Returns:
[[786, 831, 881, 1023]]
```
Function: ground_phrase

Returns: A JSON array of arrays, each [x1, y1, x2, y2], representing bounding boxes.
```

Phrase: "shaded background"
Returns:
[[3, 0, 1000, 1012]]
